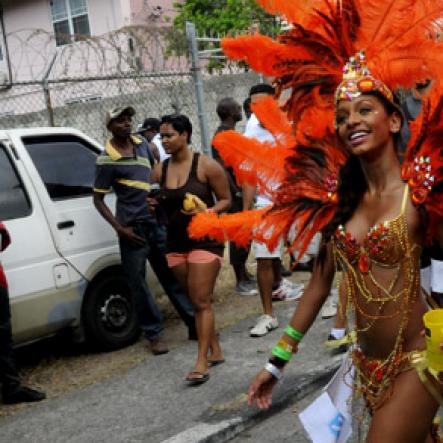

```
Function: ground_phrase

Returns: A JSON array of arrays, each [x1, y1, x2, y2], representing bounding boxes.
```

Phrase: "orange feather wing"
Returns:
[[402, 81, 443, 239]]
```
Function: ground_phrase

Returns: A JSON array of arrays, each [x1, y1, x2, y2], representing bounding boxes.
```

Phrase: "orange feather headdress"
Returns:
[[223, 0, 443, 128], [189, 0, 443, 257]]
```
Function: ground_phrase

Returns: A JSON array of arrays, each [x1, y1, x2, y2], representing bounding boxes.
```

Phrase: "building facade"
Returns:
[[0, 0, 184, 117], [0, 0, 180, 83]]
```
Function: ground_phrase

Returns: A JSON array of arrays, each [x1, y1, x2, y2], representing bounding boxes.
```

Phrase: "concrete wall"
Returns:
[[0, 71, 260, 149], [202, 72, 258, 136]]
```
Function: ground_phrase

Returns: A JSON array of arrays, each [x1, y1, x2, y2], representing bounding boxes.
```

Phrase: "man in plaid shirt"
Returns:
[[0, 222, 45, 404]]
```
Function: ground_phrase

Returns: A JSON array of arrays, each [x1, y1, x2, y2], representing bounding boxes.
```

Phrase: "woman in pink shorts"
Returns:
[[150, 114, 231, 385]]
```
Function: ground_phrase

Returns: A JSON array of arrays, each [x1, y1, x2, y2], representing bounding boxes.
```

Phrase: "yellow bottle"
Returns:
[[423, 309, 443, 372]]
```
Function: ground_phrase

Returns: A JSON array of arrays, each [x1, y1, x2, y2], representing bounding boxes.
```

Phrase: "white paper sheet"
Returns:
[[299, 355, 354, 443]]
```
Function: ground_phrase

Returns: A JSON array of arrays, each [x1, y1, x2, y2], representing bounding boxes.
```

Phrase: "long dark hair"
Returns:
[[323, 155, 367, 241], [323, 91, 403, 241]]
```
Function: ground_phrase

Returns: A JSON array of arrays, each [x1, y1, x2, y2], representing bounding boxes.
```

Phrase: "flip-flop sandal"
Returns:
[[208, 359, 225, 367], [185, 371, 210, 385]]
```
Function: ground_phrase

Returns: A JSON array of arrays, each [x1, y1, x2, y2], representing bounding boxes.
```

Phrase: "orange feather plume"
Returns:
[[402, 81, 443, 239], [251, 96, 294, 140], [192, 0, 443, 256], [221, 35, 313, 77], [212, 96, 294, 193], [221, 0, 443, 126], [363, 0, 443, 90], [188, 209, 268, 248], [192, 95, 347, 257], [261, 129, 347, 258], [255, 0, 318, 26], [212, 132, 289, 193]]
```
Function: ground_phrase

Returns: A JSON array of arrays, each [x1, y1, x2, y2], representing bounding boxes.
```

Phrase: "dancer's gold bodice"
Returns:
[[333, 184, 423, 410]]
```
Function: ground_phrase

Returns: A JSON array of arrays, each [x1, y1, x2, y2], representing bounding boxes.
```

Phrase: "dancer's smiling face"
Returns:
[[335, 94, 402, 156]]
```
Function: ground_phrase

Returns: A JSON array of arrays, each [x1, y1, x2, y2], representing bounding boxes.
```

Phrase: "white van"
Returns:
[[1, 127, 160, 350]]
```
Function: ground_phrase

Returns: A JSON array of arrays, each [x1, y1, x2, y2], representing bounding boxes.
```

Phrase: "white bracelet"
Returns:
[[264, 362, 283, 380]]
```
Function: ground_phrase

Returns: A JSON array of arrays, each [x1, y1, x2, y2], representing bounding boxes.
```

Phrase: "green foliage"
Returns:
[[174, 0, 275, 35], [165, 0, 277, 71], [172, 0, 276, 37]]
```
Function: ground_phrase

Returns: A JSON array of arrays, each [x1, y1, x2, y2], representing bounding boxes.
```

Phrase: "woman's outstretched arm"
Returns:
[[248, 240, 336, 409], [288, 241, 336, 333]]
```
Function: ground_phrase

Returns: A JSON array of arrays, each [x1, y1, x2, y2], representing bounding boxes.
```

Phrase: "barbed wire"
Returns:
[[4, 26, 192, 83], [0, 25, 260, 151]]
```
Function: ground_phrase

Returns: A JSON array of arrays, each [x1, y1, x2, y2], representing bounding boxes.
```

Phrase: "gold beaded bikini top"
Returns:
[[334, 185, 414, 275], [333, 185, 422, 411]]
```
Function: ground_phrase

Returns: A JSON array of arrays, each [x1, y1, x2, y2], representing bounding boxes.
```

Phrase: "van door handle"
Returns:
[[57, 220, 75, 230]]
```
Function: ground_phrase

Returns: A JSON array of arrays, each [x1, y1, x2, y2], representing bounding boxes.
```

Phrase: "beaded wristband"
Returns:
[[269, 356, 287, 368], [285, 325, 304, 342], [264, 362, 283, 380], [271, 346, 292, 361], [271, 339, 294, 362]]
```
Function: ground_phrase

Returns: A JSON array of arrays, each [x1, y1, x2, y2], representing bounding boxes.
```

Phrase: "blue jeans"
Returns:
[[0, 285, 21, 393], [119, 220, 195, 341]]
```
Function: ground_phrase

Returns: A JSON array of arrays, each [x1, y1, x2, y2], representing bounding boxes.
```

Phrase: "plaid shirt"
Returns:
[[0, 222, 10, 288]]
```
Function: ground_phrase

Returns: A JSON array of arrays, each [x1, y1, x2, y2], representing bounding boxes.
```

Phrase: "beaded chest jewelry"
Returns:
[[333, 185, 422, 411]]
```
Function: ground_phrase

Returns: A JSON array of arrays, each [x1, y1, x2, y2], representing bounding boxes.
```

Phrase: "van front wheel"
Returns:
[[83, 274, 140, 351]]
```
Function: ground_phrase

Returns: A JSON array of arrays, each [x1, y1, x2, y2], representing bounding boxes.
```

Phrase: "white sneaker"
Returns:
[[272, 279, 304, 301], [250, 314, 279, 337], [281, 278, 304, 292], [236, 281, 258, 296], [321, 288, 338, 319]]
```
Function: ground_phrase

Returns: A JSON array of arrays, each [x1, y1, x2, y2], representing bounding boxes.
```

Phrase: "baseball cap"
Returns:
[[138, 117, 161, 133], [105, 106, 135, 127], [249, 84, 275, 97]]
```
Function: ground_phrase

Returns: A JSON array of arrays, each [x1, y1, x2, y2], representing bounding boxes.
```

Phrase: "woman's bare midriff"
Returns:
[[356, 292, 427, 359]]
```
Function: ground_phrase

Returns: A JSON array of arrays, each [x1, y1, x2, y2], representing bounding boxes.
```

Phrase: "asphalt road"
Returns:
[[231, 388, 443, 443], [230, 387, 322, 443], [0, 298, 338, 443]]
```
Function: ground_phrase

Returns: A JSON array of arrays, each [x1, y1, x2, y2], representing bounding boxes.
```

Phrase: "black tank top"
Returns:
[[160, 153, 224, 255]]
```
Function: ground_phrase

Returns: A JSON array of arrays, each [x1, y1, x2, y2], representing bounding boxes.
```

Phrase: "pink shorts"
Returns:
[[166, 250, 223, 268]]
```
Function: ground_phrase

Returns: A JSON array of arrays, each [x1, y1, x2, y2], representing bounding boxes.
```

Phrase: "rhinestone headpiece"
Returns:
[[334, 51, 394, 106]]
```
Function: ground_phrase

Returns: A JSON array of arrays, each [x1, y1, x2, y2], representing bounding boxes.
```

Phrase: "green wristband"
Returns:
[[271, 346, 293, 362], [285, 326, 304, 342]]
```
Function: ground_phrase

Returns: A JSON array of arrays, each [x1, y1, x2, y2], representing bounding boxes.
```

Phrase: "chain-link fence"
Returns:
[[0, 75, 193, 141], [186, 22, 266, 154], [0, 25, 262, 149]]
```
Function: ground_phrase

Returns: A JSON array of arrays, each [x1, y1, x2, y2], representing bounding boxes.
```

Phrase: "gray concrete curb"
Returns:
[[162, 359, 340, 443]]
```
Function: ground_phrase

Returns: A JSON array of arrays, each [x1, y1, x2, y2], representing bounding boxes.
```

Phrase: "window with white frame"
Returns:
[[50, 0, 91, 46]]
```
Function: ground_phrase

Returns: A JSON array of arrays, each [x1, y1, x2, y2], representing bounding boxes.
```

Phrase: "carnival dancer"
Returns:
[[188, 1, 443, 441]]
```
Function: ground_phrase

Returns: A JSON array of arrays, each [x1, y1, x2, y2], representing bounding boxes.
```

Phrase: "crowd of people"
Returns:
[[2, 63, 442, 443], [3, 3, 443, 441], [0, 83, 320, 405], [91, 82, 321, 385]]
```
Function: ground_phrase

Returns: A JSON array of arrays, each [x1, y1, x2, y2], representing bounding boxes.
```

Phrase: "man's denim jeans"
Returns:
[[0, 285, 20, 393], [119, 221, 194, 341]]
